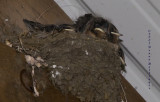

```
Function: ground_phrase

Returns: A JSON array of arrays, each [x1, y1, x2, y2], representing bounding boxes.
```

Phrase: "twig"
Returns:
[[18, 36, 27, 54], [31, 66, 39, 97], [120, 81, 128, 102]]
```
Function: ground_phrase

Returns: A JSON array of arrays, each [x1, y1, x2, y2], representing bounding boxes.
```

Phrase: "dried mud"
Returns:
[[1, 29, 122, 102]]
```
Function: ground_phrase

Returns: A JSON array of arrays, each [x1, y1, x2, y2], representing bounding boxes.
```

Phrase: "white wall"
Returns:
[[54, 0, 87, 20]]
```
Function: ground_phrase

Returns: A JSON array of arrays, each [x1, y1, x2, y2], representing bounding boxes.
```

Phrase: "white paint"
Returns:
[[52, 65, 57, 68], [25, 55, 37, 65], [85, 50, 89, 55], [121, 99, 124, 102], [52, 65, 63, 69], [5, 19, 8, 22], [36, 56, 44, 62], [55, 71, 61, 76], [52, 73, 55, 78], [51, 70, 61, 78], [58, 66, 63, 69]]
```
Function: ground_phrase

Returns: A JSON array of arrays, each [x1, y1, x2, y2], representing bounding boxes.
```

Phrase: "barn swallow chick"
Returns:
[[23, 14, 126, 72], [74, 14, 123, 44]]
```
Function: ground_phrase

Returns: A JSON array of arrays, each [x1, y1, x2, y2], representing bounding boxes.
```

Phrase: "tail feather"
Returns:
[[23, 19, 58, 32], [23, 19, 45, 31]]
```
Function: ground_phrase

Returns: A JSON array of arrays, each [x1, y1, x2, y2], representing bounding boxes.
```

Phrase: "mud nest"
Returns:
[[48, 32, 122, 102], [18, 31, 122, 101], [1, 29, 122, 101]]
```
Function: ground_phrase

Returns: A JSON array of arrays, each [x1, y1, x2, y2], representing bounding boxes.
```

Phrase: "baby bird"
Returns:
[[23, 14, 126, 72]]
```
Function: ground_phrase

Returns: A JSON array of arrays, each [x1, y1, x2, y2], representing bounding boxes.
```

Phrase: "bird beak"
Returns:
[[64, 29, 75, 32], [111, 32, 123, 36], [94, 28, 105, 33], [119, 57, 126, 66]]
